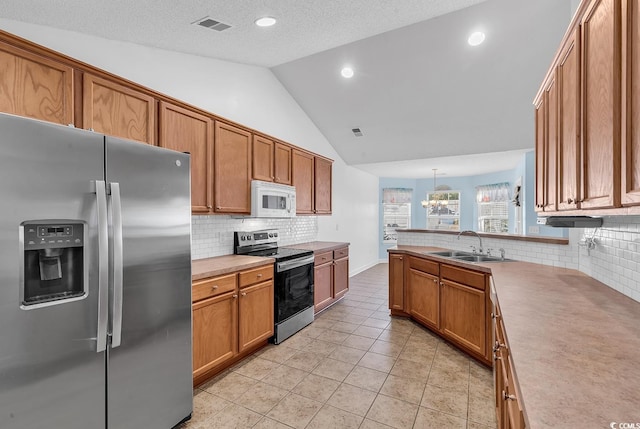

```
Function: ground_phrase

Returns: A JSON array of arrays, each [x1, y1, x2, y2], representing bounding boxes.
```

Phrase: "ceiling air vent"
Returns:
[[193, 16, 232, 32], [352, 128, 363, 137]]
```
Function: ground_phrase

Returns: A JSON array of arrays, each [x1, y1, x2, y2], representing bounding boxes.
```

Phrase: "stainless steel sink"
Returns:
[[427, 250, 475, 258], [426, 250, 513, 263], [452, 255, 510, 263]]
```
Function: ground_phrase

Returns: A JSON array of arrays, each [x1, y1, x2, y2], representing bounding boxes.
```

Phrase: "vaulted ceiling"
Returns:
[[0, 0, 575, 177]]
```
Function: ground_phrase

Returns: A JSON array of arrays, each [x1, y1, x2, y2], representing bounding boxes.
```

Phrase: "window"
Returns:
[[425, 191, 461, 230], [476, 182, 510, 233], [382, 188, 412, 243]]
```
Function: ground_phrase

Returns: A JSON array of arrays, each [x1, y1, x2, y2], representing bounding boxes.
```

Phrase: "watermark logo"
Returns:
[[610, 423, 640, 429]]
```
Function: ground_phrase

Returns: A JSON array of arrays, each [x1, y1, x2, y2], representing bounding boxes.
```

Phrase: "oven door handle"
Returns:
[[276, 255, 315, 272]]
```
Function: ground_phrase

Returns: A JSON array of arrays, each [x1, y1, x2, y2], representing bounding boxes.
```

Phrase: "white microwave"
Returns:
[[251, 180, 296, 218]]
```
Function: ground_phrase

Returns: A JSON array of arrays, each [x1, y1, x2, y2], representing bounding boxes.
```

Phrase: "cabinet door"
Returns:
[[292, 149, 315, 214], [238, 280, 274, 353], [622, 0, 640, 205], [557, 28, 581, 211], [274, 142, 292, 184], [159, 102, 213, 213], [580, 0, 622, 209], [534, 95, 546, 212], [333, 256, 349, 300], [407, 268, 439, 330], [83, 74, 156, 144], [214, 121, 252, 213], [0, 42, 73, 125], [192, 291, 238, 379], [388, 254, 405, 312], [440, 279, 486, 357], [543, 73, 558, 212], [314, 262, 333, 312], [314, 157, 333, 214], [252, 135, 274, 182]]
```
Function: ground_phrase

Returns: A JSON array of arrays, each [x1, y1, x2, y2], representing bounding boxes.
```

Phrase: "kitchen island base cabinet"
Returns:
[[192, 264, 274, 387], [388, 251, 491, 366]]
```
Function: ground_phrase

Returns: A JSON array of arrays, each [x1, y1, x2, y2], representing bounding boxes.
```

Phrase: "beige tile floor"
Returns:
[[179, 263, 497, 429]]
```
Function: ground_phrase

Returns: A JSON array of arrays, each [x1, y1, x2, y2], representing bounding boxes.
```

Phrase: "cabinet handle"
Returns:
[[211, 285, 219, 290], [491, 312, 495, 319], [257, 273, 263, 278], [493, 341, 506, 352], [440, 282, 444, 286], [399, 257, 403, 260], [241, 292, 247, 297], [502, 391, 517, 401], [232, 294, 238, 299], [567, 198, 574, 204]]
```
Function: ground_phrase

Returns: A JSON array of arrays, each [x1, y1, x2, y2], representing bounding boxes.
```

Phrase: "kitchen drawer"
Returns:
[[192, 273, 237, 302], [239, 264, 274, 288], [315, 251, 333, 266], [408, 256, 439, 276], [441, 264, 486, 290], [334, 247, 349, 260]]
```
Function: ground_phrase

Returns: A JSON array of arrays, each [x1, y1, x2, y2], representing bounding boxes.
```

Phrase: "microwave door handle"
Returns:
[[287, 194, 292, 213]]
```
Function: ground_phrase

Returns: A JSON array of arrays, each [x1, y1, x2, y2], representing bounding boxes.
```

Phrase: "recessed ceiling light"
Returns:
[[255, 16, 276, 27], [341, 67, 354, 78], [468, 31, 486, 46]]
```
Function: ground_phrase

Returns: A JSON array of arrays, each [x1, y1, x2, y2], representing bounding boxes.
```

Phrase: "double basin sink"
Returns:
[[426, 250, 512, 263]]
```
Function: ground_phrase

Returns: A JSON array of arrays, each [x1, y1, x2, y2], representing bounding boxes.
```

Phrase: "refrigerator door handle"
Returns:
[[110, 182, 124, 348], [94, 180, 109, 353]]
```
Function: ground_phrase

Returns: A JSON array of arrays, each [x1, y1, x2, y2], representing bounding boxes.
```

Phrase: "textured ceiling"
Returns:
[[0, 0, 487, 67], [0, 0, 575, 177]]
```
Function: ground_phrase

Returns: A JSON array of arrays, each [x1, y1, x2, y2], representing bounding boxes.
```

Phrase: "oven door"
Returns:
[[274, 255, 315, 323]]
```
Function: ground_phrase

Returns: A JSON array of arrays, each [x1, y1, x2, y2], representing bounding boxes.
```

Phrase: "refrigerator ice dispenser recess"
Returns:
[[20, 221, 87, 308]]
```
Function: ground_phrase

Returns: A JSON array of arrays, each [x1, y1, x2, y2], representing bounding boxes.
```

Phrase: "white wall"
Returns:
[[0, 19, 380, 275]]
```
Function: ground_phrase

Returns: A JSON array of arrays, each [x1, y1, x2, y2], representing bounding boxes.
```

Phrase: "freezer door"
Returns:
[[105, 137, 192, 429], [0, 114, 106, 429]]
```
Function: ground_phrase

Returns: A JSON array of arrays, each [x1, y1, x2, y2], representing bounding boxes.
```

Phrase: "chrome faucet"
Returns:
[[457, 230, 483, 254]]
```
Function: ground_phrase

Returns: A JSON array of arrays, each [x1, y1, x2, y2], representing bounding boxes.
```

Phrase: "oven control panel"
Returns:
[[235, 229, 279, 247]]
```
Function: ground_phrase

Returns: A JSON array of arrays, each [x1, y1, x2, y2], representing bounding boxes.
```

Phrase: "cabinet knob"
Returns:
[[440, 282, 444, 286], [241, 292, 247, 297], [399, 257, 403, 260], [211, 285, 219, 290], [232, 294, 238, 299], [491, 312, 495, 319], [433, 278, 437, 283], [567, 198, 574, 204], [257, 273, 263, 278], [493, 341, 506, 352], [502, 391, 517, 401]]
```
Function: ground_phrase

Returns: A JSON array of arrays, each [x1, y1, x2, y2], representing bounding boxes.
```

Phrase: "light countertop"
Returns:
[[389, 245, 640, 429]]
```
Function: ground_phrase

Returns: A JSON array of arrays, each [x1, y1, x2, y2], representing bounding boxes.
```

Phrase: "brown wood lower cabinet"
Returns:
[[313, 246, 349, 313], [389, 252, 491, 365], [192, 263, 274, 386], [493, 300, 526, 429]]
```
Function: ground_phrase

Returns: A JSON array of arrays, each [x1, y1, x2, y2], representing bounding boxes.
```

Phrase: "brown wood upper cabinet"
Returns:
[[214, 121, 252, 214], [557, 28, 581, 211], [534, 0, 639, 213], [622, 0, 640, 205], [159, 102, 214, 213], [544, 73, 558, 212], [314, 157, 333, 214], [0, 41, 74, 126], [580, 0, 621, 209], [83, 73, 156, 145], [292, 149, 315, 214], [252, 136, 292, 185]]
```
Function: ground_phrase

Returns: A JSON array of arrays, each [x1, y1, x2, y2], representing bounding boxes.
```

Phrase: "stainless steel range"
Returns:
[[234, 230, 315, 344]]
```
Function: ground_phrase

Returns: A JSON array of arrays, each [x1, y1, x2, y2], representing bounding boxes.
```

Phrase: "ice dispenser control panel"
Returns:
[[24, 224, 83, 250]]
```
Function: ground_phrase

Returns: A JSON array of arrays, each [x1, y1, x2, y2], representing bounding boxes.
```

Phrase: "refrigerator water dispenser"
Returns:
[[20, 221, 87, 308]]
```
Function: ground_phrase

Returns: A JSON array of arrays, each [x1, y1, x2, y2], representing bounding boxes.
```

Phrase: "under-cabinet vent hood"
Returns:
[[537, 216, 603, 228]]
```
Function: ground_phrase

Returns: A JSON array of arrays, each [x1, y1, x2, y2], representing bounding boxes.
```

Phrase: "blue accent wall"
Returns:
[[379, 151, 567, 259]]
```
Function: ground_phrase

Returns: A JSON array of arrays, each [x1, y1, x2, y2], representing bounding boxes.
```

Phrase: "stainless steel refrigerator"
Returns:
[[0, 113, 193, 428]]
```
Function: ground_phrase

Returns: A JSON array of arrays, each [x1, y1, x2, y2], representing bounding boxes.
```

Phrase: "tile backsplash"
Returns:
[[397, 216, 640, 304], [191, 215, 318, 260], [578, 216, 640, 303]]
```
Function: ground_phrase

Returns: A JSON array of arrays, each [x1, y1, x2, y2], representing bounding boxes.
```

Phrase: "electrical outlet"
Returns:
[[528, 226, 540, 234]]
